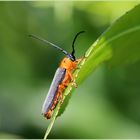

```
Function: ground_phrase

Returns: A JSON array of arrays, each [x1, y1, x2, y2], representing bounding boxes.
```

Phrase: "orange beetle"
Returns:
[[29, 31, 85, 119]]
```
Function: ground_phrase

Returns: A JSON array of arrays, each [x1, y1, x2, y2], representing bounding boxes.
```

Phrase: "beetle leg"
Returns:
[[56, 84, 65, 105], [76, 56, 86, 64], [59, 93, 64, 104], [67, 70, 77, 88], [51, 97, 58, 110], [51, 105, 55, 110], [67, 70, 73, 81], [75, 56, 86, 69], [59, 84, 65, 90], [71, 81, 77, 88], [51, 85, 64, 110], [75, 57, 83, 64]]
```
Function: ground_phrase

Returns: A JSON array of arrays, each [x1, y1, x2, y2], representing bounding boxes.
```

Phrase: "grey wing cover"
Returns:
[[42, 67, 66, 114]]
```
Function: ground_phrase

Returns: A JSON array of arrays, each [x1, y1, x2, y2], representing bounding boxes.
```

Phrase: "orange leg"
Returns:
[[51, 84, 65, 110], [67, 70, 77, 88], [75, 57, 85, 69], [51, 93, 61, 110], [57, 84, 66, 104], [76, 57, 83, 64]]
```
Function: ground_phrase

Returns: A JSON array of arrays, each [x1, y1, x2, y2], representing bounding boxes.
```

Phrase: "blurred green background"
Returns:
[[0, 1, 140, 139]]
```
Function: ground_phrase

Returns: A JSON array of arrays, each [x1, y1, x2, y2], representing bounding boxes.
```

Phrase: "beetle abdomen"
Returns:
[[42, 68, 66, 115]]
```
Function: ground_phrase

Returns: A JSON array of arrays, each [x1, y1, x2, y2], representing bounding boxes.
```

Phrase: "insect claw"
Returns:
[[60, 99, 64, 104], [60, 95, 64, 104], [72, 81, 77, 88], [76, 65, 82, 69]]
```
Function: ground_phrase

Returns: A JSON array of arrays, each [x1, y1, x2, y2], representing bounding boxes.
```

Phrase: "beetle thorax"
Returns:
[[60, 57, 76, 70]]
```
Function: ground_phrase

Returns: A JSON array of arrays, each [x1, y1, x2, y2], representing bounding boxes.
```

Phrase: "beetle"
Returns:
[[29, 31, 85, 119]]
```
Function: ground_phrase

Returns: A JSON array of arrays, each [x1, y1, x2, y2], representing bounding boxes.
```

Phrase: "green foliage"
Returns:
[[78, 4, 140, 83], [1, 1, 140, 139], [44, 4, 140, 138]]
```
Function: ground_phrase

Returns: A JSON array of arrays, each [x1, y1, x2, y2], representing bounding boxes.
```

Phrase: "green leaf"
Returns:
[[78, 4, 140, 83], [44, 4, 140, 139]]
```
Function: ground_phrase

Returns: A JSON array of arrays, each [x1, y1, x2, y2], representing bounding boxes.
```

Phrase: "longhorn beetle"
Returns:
[[29, 31, 85, 119]]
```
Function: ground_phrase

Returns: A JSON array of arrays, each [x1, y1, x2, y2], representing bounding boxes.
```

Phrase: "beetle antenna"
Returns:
[[29, 34, 69, 56], [71, 31, 85, 57]]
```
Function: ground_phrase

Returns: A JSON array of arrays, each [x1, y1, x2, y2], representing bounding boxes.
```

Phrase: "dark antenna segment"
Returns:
[[71, 31, 85, 57], [29, 34, 69, 56]]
